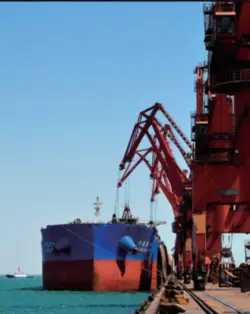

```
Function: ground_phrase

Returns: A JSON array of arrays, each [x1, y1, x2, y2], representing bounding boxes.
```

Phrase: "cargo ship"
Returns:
[[41, 197, 170, 291]]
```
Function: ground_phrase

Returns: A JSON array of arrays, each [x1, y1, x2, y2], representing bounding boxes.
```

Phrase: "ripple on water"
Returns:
[[0, 276, 150, 314]]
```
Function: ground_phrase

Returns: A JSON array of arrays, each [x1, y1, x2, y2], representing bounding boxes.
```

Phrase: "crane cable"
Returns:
[[150, 200, 153, 222], [150, 196, 158, 223], [115, 170, 120, 218], [124, 178, 130, 208], [150, 178, 154, 222], [155, 196, 158, 221]]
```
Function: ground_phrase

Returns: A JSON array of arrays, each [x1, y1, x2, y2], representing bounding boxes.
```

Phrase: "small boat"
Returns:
[[6, 267, 33, 279]]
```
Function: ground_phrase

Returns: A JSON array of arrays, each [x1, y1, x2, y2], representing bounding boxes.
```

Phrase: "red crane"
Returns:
[[192, 65, 228, 265], [118, 147, 178, 216], [118, 103, 193, 278], [191, 1, 250, 291]]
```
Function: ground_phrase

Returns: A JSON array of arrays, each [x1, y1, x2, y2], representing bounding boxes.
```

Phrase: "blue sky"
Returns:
[[0, 2, 247, 274]]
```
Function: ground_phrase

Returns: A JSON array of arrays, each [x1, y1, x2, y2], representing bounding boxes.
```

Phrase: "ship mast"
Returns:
[[94, 196, 102, 223]]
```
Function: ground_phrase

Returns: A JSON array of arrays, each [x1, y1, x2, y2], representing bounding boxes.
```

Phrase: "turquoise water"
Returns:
[[0, 276, 150, 314]]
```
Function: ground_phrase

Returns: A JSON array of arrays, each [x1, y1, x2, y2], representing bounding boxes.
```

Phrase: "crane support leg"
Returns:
[[206, 233, 222, 258], [192, 212, 207, 290], [184, 237, 192, 284]]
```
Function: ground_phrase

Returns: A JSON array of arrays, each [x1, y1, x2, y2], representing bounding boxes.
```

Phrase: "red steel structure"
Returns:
[[116, 65, 228, 283], [118, 145, 188, 277], [192, 64, 227, 281], [118, 104, 193, 279], [118, 0, 250, 292], [191, 1, 250, 289]]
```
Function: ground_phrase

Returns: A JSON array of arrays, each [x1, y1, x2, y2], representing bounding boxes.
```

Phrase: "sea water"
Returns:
[[0, 276, 150, 314]]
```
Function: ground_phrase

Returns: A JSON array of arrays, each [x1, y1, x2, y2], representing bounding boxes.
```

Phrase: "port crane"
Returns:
[[191, 0, 250, 290], [117, 65, 228, 282], [118, 0, 250, 292], [118, 103, 193, 280]]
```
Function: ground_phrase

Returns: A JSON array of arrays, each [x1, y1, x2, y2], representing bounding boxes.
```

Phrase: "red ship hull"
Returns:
[[43, 260, 158, 291], [41, 223, 170, 291]]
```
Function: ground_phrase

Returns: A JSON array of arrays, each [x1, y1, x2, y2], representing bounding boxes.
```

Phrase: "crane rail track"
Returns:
[[183, 285, 248, 314]]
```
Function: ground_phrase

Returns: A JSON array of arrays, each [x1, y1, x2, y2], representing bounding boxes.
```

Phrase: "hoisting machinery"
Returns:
[[117, 103, 194, 282], [117, 0, 250, 292], [192, 0, 250, 290]]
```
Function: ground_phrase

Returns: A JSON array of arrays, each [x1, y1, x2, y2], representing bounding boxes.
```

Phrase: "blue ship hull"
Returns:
[[41, 223, 169, 291]]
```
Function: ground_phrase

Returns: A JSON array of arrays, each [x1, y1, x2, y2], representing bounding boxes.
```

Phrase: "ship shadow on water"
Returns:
[[13, 287, 144, 294], [12, 287, 44, 291]]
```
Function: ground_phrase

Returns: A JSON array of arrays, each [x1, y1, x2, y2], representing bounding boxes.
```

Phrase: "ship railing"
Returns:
[[214, 1, 235, 13], [196, 113, 209, 124], [191, 112, 209, 124], [213, 1, 235, 14], [203, 2, 236, 15], [137, 220, 167, 226], [214, 69, 250, 85]]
